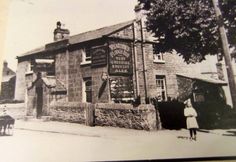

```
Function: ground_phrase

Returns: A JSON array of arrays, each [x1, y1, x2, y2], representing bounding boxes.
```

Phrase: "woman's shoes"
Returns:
[[190, 136, 197, 141]]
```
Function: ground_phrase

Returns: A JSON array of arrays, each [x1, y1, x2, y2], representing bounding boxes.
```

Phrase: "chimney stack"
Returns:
[[134, 4, 147, 21], [3, 60, 8, 68], [53, 21, 70, 41]]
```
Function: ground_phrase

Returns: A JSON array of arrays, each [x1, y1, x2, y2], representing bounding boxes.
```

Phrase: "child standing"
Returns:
[[184, 99, 199, 141]]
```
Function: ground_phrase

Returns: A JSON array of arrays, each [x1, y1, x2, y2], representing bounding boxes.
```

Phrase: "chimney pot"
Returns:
[[54, 21, 70, 41]]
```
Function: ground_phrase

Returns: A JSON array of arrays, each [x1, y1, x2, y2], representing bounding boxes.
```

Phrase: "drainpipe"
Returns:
[[66, 44, 69, 102], [140, 18, 148, 103], [132, 22, 140, 97]]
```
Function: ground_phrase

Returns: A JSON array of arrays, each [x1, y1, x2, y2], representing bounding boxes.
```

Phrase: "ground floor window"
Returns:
[[82, 77, 92, 103], [156, 75, 167, 101]]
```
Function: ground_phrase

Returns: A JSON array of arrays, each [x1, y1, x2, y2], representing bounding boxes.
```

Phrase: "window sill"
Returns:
[[80, 61, 91, 66], [25, 71, 33, 75], [153, 60, 165, 64]]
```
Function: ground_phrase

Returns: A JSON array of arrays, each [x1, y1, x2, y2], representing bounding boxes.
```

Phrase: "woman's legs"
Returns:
[[189, 129, 193, 139], [193, 128, 197, 140], [189, 128, 197, 140]]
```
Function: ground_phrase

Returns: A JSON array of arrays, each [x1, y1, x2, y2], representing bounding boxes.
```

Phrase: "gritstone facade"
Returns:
[[14, 18, 228, 118], [14, 0, 232, 121]]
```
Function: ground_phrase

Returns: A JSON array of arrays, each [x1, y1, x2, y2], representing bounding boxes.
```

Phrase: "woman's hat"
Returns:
[[184, 99, 191, 105]]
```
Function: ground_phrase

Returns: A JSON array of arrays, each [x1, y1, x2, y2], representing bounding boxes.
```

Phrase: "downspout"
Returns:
[[132, 22, 140, 97], [66, 43, 70, 102], [140, 19, 148, 103]]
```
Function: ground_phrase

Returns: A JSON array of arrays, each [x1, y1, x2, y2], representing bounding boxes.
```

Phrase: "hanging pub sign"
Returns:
[[109, 41, 133, 75], [91, 46, 107, 68]]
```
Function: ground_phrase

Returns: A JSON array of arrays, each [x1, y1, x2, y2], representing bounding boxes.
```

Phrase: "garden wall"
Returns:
[[0, 103, 26, 119], [50, 102, 90, 124], [95, 103, 157, 131], [50, 102, 158, 131]]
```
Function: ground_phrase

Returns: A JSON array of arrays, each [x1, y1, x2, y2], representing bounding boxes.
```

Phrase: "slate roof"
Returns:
[[19, 20, 135, 58], [69, 20, 134, 44], [1, 75, 15, 82], [176, 73, 227, 85]]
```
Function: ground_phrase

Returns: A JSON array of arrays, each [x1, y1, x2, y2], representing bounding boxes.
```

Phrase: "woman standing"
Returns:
[[184, 99, 199, 141]]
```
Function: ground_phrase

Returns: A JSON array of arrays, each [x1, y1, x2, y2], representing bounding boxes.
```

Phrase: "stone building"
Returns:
[[14, 18, 228, 118], [0, 61, 16, 101]]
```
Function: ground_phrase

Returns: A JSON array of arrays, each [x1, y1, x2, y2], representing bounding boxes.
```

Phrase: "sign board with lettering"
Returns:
[[110, 76, 134, 103], [108, 41, 133, 75], [91, 46, 107, 67]]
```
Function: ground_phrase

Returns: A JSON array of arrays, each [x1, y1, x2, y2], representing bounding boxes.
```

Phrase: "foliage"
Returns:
[[151, 99, 186, 130], [138, 0, 236, 63]]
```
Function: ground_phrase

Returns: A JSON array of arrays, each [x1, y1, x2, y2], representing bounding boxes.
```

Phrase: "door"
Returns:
[[83, 77, 92, 103], [36, 86, 43, 118]]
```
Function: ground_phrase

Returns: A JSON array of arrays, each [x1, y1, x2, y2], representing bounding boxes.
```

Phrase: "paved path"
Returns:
[[0, 120, 235, 162]]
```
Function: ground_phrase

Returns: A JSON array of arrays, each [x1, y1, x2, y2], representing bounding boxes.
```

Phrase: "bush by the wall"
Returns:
[[151, 99, 186, 130]]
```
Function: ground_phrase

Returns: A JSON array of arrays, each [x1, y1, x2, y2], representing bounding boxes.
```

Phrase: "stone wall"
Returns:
[[49, 102, 158, 130], [15, 61, 30, 101], [0, 76, 16, 100], [176, 76, 194, 102], [151, 52, 202, 99], [67, 45, 109, 103], [95, 103, 157, 130], [68, 49, 82, 102], [50, 102, 89, 124], [0, 103, 26, 119]]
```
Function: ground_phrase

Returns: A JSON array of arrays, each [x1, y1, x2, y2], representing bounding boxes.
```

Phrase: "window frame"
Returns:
[[155, 75, 167, 101], [153, 53, 165, 63], [82, 77, 92, 103], [153, 44, 165, 63], [81, 48, 91, 65]]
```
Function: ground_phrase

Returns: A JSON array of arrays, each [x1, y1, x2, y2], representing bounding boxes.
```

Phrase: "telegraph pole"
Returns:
[[212, 0, 236, 109]]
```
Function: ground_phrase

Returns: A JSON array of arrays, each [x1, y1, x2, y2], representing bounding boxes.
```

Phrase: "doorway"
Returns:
[[36, 86, 43, 118]]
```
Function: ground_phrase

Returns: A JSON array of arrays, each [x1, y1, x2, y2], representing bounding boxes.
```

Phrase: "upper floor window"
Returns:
[[81, 48, 91, 65], [153, 45, 165, 63], [154, 53, 165, 63], [156, 75, 167, 101]]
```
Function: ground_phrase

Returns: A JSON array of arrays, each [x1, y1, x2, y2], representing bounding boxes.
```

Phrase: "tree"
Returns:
[[138, 0, 236, 108], [138, 0, 236, 63]]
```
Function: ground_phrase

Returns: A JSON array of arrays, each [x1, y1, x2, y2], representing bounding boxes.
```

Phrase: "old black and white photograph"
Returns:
[[0, 0, 236, 161]]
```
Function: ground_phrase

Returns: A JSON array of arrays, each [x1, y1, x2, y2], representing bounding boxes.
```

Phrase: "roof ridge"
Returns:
[[18, 19, 135, 58], [70, 19, 134, 39]]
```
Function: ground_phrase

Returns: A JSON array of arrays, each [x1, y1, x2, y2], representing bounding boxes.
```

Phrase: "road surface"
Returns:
[[0, 121, 236, 162]]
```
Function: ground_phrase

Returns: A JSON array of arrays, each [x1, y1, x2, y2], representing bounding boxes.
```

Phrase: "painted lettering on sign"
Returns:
[[91, 46, 107, 67], [109, 42, 132, 75]]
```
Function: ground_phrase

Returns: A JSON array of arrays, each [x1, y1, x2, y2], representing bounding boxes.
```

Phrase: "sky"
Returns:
[[3, 0, 137, 71]]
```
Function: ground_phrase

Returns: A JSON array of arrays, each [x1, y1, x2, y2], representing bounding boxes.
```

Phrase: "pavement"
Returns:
[[13, 119, 236, 138], [14, 119, 160, 138], [2, 119, 235, 161]]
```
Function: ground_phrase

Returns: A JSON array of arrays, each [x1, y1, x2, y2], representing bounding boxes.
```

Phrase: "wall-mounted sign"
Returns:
[[91, 46, 107, 68], [110, 76, 134, 103], [109, 42, 132, 75]]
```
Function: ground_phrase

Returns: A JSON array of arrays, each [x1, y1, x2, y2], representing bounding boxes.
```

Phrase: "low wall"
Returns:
[[49, 102, 159, 130], [0, 103, 26, 119], [50, 102, 90, 124], [95, 103, 157, 131]]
